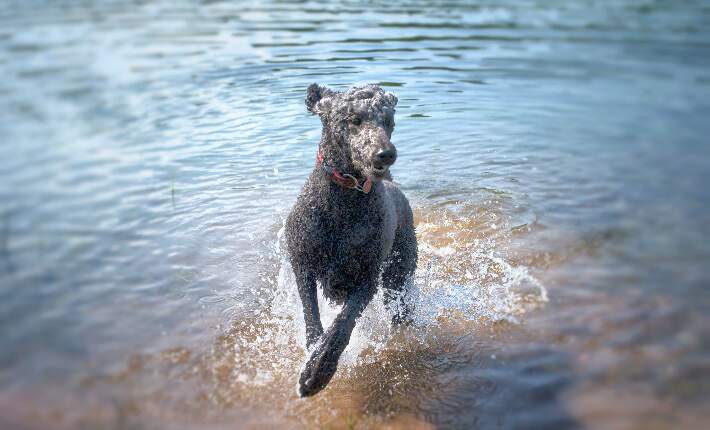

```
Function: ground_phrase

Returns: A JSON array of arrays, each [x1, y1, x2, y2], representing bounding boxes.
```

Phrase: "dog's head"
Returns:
[[306, 83, 398, 180]]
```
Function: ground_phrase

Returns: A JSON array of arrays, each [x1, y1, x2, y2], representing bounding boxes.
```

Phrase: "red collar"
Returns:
[[316, 150, 372, 194]]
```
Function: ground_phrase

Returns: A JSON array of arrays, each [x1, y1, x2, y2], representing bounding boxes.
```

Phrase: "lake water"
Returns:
[[1, 1, 709, 429]]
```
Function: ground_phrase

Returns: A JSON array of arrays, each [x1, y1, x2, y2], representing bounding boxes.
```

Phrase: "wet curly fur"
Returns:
[[285, 83, 417, 397]]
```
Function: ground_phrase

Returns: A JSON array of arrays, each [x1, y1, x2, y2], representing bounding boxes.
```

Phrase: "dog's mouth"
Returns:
[[370, 165, 389, 179]]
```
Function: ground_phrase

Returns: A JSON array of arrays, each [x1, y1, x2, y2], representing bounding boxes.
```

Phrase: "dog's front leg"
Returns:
[[298, 285, 374, 397], [294, 267, 323, 349]]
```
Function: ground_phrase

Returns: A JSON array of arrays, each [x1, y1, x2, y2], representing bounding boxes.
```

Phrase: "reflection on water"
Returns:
[[1, 0, 709, 429]]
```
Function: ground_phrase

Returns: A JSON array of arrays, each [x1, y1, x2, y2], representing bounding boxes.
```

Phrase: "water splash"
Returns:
[[257, 201, 549, 381]]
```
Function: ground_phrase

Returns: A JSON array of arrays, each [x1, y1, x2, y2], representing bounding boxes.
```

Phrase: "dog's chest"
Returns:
[[315, 210, 384, 277]]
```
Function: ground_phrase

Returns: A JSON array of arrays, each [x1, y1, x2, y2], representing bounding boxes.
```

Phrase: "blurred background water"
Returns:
[[1, 0, 709, 429]]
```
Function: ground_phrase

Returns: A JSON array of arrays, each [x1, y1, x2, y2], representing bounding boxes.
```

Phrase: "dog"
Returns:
[[285, 83, 417, 397]]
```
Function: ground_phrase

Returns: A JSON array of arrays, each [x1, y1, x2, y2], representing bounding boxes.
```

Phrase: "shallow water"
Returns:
[[1, 0, 709, 429]]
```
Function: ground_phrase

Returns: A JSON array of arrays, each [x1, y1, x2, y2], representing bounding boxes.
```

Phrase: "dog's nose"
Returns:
[[375, 147, 397, 166]]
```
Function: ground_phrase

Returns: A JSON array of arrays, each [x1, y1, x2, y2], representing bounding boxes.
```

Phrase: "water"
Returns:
[[1, 0, 709, 428]]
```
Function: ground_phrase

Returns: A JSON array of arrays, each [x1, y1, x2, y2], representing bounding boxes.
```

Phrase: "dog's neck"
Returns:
[[316, 149, 372, 194], [316, 133, 372, 190], [311, 154, 379, 208]]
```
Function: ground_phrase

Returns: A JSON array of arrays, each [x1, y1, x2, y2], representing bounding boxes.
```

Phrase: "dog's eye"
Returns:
[[351, 116, 362, 126]]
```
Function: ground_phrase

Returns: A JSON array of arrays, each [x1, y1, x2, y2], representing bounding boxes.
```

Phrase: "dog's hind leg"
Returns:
[[382, 227, 417, 326], [298, 284, 375, 397]]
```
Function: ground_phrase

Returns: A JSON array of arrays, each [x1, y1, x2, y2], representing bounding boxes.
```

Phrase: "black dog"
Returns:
[[285, 83, 417, 397]]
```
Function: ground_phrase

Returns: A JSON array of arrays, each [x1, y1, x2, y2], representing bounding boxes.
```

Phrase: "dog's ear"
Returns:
[[305, 83, 335, 115]]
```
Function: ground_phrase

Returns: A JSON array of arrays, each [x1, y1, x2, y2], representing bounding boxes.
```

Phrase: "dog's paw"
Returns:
[[297, 338, 339, 397]]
